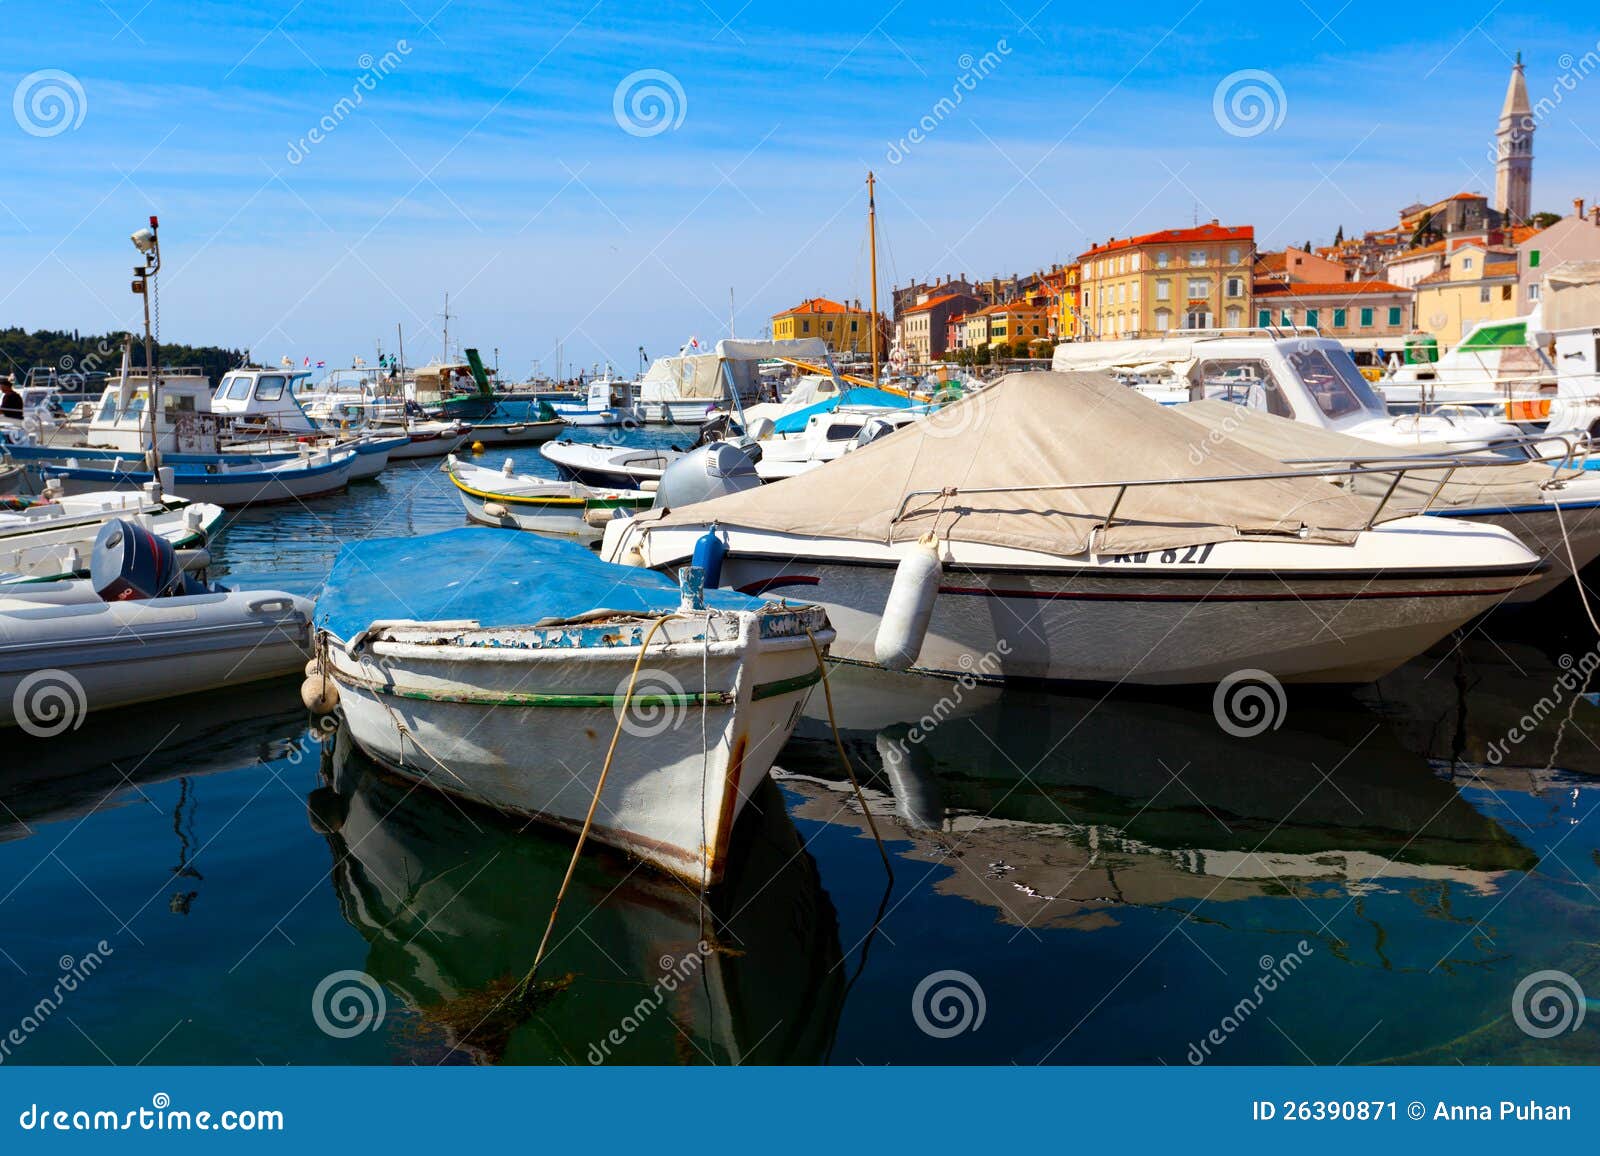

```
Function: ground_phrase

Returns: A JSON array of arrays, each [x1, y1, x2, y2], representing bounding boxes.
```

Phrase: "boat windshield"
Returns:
[[1285, 346, 1385, 421], [254, 375, 288, 402], [219, 375, 252, 402]]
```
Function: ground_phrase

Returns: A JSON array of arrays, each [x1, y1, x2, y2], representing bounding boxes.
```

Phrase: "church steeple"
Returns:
[[1495, 53, 1533, 224]]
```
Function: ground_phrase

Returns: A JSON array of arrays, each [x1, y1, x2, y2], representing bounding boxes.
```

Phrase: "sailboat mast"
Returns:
[[867, 171, 880, 386]]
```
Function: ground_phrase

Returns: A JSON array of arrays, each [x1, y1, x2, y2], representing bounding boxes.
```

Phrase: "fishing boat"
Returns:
[[444, 455, 652, 541], [1176, 398, 1600, 602], [207, 366, 406, 479], [547, 376, 643, 428], [312, 528, 834, 886], [1, 484, 223, 584], [604, 371, 1544, 686], [14, 449, 355, 506], [1052, 332, 1523, 453], [1, 518, 312, 727], [637, 339, 830, 425], [429, 349, 565, 445], [540, 414, 753, 489]]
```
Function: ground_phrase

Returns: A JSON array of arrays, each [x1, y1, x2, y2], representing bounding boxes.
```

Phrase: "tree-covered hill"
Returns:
[[0, 328, 247, 386]]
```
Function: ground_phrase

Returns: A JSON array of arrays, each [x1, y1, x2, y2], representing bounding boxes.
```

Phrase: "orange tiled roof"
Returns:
[[901, 292, 968, 314], [946, 312, 967, 324], [1253, 280, 1407, 298], [772, 297, 850, 318], [1509, 224, 1542, 244], [1078, 223, 1253, 262]]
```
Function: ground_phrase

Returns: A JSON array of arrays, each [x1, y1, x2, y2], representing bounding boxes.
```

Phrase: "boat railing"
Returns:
[[890, 453, 1553, 539]]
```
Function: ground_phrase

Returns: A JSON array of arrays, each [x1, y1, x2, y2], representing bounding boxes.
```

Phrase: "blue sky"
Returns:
[[3, 0, 1597, 378]]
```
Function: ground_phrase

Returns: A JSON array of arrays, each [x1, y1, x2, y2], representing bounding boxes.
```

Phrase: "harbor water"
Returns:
[[4, 429, 1600, 1065]]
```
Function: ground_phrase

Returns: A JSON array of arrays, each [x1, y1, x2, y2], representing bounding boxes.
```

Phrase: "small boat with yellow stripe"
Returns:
[[445, 455, 652, 543]]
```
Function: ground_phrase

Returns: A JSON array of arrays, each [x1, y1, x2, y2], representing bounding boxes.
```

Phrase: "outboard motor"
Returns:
[[90, 518, 212, 601], [652, 443, 761, 510]]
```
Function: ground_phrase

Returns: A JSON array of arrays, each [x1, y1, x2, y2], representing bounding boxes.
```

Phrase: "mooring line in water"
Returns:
[[1554, 499, 1600, 639], [806, 627, 894, 881], [519, 613, 682, 995]]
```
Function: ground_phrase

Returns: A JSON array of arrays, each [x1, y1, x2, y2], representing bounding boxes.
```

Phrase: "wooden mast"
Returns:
[[867, 171, 879, 386]]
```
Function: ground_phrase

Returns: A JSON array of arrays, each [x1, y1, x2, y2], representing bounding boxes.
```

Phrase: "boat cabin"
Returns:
[[210, 367, 319, 433], [83, 371, 222, 453]]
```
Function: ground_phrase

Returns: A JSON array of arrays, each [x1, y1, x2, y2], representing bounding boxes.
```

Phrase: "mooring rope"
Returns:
[[805, 627, 893, 880]]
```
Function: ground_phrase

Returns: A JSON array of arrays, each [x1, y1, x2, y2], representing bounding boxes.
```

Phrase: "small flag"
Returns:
[[316, 360, 325, 368], [303, 356, 310, 366]]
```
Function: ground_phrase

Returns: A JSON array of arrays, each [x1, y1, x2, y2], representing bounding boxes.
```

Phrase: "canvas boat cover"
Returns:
[[639, 339, 834, 403], [1177, 399, 1580, 511], [315, 527, 775, 641], [640, 371, 1392, 556], [771, 387, 916, 434]]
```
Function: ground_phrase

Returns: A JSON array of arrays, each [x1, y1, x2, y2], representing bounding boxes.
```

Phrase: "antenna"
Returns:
[[439, 292, 456, 361]]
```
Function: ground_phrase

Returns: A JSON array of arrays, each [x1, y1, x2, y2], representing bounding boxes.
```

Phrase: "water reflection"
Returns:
[[312, 725, 845, 1064], [783, 667, 1539, 947]]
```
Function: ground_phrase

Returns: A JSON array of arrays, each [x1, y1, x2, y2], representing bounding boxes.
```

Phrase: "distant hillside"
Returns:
[[0, 328, 248, 386]]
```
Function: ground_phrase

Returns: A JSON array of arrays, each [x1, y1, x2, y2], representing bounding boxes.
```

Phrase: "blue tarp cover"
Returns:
[[315, 527, 766, 640], [770, 387, 914, 434]]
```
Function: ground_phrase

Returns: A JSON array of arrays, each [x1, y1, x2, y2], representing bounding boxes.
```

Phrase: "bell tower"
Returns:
[[1495, 52, 1533, 224]]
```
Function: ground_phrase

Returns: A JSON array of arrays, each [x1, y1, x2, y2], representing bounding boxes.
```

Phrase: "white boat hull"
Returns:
[[325, 610, 829, 886], [386, 427, 471, 459], [613, 517, 1543, 685], [641, 399, 720, 425], [0, 584, 313, 725]]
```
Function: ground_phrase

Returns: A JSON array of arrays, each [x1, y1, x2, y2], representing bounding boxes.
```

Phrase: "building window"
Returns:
[[1185, 309, 1213, 330], [1225, 277, 1243, 297], [1227, 248, 1241, 265], [1155, 308, 1172, 331], [1130, 253, 1142, 271], [1333, 308, 1346, 327], [1187, 278, 1211, 298], [801, 320, 810, 333], [1387, 306, 1402, 326], [1500, 285, 1512, 301], [1529, 283, 1541, 301], [1530, 249, 1541, 268], [1156, 251, 1169, 268], [850, 320, 858, 332], [1188, 250, 1206, 267], [1305, 308, 1319, 329], [1281, 309, 1292, 327], [1257, 308, 1271, 327], [1462, 256, 1474, 270], [1225, 306, 1242, 328], [1479, 286, 1491, 303], [1360, 307, 1373, 327]]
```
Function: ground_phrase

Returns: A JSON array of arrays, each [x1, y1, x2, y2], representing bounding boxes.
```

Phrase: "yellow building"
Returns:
[[1412, 243, 1522, 342], [770, 297, 877, 355], [963, 301, 1052, 353], [1077, 222, 1255, 340], [1043, 263, 1081, 341]]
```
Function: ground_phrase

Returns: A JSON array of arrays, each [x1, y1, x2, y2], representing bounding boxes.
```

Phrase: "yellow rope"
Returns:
[[520, 613, 681, 993], [805, 628, 894, 880]]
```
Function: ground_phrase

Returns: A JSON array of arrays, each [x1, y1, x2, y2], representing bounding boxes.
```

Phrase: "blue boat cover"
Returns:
[[314, 527, 771, 640], [770, 387, 915, 434]]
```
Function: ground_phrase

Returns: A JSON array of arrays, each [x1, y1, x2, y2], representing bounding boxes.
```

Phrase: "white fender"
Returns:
[[875, 534, 942, 671]]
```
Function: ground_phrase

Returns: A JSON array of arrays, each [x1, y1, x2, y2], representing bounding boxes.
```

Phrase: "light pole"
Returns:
[[130, 216, 161, 470]]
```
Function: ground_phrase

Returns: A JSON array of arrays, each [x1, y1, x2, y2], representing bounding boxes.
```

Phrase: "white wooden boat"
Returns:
[[547, 377, 644, 428], [606, 372, 1544, 686], [461, 417, 566, 446], [637, 338, 830, 424], [386, 420, 472, 459], [1, 486, 223, 584], [314, 528, 834, 887], [445, 456, 651, 541]]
